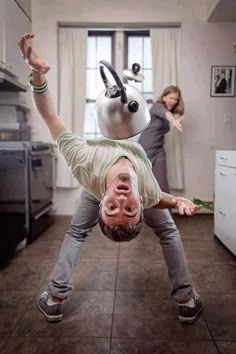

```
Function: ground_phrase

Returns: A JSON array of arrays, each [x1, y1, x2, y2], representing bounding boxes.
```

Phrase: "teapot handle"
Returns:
[[99, 60, 128, 103]]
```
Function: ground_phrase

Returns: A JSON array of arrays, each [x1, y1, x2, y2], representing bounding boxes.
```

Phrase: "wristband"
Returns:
[[27, 73, 48, 93]]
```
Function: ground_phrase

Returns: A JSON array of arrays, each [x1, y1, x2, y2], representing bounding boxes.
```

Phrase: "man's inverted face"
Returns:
[[100, 173, 143, 226]]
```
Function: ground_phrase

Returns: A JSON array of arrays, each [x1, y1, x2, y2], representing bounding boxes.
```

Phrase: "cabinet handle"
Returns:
[[220, 173, 228, 176], [219, 211, 226, 216], [220, 157, 228, 160]]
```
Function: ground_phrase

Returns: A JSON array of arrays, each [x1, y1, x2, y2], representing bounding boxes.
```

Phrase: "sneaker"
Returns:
[[178, 293, 203, 324], [37, 291, 63, 322]]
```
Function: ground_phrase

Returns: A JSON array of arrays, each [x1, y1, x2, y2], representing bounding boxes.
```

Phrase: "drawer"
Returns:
[[215, 165, 236, 200], [216, 150, 236, 168]]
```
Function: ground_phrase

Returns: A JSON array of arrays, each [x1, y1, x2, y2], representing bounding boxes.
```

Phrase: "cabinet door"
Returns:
[[214, 208, 236, 256], [215, 165, 236, 210], [1, 0, 31, 84], [214, 164, 236, 255]]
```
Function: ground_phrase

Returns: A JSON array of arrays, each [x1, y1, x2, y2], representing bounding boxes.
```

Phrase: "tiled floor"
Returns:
[[0, 214, 236, 354]]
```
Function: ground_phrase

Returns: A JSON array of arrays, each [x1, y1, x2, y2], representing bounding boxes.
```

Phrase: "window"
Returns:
[[126, 32, 153, 106], [84, 30, 153, 139], [84, 32, 113, 139]]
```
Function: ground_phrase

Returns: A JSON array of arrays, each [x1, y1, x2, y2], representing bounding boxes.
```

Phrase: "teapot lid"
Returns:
[[123, 63, 144, 82]]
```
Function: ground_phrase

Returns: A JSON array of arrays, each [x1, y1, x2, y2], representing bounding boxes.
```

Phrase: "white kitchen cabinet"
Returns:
[[0, 0, 31, 85], [214, 150, 236, 256]]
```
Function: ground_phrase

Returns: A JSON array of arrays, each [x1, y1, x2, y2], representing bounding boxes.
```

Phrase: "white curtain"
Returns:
[[150, 28, 184, 190], [56, 27, 87, 188]]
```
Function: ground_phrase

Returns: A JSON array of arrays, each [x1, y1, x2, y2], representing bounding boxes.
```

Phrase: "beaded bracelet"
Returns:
[[27, 73, 48, 93]]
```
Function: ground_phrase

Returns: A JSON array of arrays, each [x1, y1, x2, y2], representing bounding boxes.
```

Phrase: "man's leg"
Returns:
[[38, 188, 99, 322], [143, 207, 203, 323]]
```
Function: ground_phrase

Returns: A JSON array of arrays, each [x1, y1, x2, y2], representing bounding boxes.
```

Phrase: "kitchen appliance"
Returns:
[[0, 66, 27, 92], [0, 103, 31, 141], [0, 147, 27, 263], [95, 60, 150, 140], [0, 141, 56, 262]]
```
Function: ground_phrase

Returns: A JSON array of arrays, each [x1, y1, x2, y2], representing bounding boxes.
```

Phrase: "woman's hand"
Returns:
[[17, 33, 50, 74], [172, 197, 202, 216], [172, 116, 184, 132]]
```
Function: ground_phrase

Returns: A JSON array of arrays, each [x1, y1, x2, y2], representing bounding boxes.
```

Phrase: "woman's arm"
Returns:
[[151, 103, 183, 132], [166, 112, 183, 132]]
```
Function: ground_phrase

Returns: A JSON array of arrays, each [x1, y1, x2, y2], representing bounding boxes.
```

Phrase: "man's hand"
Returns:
[[17, 33, 50, 74], [172, 197, 202, 216]]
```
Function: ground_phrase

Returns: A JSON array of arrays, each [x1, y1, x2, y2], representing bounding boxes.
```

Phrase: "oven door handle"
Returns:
[[33, 204, 52, 220]]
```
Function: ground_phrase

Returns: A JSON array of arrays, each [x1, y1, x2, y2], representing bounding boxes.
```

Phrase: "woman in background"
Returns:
[[139, 86, 184, 193]]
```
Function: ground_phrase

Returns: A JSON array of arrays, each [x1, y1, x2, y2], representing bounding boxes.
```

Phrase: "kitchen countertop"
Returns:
[[210, 145, 236, 151]]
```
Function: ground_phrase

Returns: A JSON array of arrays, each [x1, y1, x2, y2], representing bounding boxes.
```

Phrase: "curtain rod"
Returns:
[[58, 22, 181, 30]]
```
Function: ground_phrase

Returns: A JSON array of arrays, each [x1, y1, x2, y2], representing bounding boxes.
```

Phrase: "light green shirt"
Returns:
[[56, 131, 161, 208]]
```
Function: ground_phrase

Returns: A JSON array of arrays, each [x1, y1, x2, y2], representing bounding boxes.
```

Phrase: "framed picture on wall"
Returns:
[[210, 66, 235, 97]]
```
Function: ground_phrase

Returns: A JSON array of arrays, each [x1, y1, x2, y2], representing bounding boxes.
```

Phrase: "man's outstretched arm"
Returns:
[[18, 33, 66, 138], [153, 192, 202, 216]]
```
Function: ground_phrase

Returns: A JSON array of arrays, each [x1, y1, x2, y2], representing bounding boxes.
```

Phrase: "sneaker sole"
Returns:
[[37, 298, 63, 322], [178, 305, 203, 324]]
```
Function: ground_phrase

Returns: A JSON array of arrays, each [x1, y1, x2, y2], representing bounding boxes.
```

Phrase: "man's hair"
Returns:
[[98, 208, 144, 242]]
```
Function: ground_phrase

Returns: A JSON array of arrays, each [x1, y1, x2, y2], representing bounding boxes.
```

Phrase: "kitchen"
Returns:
[[0, 0, 236, 353]]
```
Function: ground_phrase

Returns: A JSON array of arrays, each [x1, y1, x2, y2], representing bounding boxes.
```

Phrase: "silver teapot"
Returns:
[[95, 60, 150, 140]]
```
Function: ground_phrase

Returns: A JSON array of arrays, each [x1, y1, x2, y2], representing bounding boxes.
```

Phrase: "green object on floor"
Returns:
[[193, 198, 214, 211]]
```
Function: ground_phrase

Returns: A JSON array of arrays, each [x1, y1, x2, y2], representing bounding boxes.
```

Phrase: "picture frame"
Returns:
[[210, 66, 235, 97]]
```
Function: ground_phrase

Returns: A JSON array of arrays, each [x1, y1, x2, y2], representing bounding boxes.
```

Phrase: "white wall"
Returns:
[[180, 22, 236, 203], [31, 0, 236, 215]]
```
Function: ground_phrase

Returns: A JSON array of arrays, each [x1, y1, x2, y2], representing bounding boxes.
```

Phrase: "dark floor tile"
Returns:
[[174, 215, 214, 236], [111, 338, 219, 354], [79, 241, 119, 262], [0, 261, 46, 291], [0, 292, 34, 336], [185, 246, 235, 265], [202, 294, 236, 340], [0, 337, 110, 354], [117, 262, 171, 292], [189, 263, 236, 293], [174, 215, 214, 227], [15, 242, 61, 262], [182, 236, 229, 251], [124, 229, 160, 248], [12, 290, 114, 338], [216, 341, 236, 354], [72, 261, 117, 290], [3, 251, 56, 273], [37, 215, 71, 241], [119, 246, 163, 263], [0, 339, 7, 352], [113, 291, 210, 339]]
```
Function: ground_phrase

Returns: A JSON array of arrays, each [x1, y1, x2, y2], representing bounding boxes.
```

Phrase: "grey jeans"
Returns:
[[48, 188, 193, 303]]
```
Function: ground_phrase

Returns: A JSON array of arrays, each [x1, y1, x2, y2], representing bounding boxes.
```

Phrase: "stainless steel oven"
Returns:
[[0, 141, 56, 259]]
